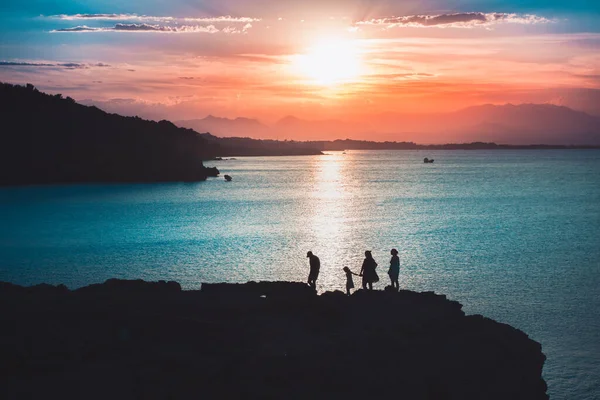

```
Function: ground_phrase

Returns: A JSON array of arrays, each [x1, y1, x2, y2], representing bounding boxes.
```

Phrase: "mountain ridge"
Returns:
[[176, 103, 600, 145], [176, 115, 271, 139]]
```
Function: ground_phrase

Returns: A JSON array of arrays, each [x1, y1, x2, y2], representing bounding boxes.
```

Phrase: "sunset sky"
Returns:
[[1, 0, 599, 124]]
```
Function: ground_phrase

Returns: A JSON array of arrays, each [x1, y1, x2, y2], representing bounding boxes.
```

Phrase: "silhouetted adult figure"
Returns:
[[360, 251, 378, 290], [388, 248, 400, 290], [306, 251, 320, 289]]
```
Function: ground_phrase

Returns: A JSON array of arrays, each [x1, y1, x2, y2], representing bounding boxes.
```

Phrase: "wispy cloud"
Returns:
[[222, 23, 254, 34], [0, 61, 110, 69], [355, 12, 553, 29], [52, 24, 224, 33], [183, 16, 260, 23], [45, 13, 259, 34], [47, 13, 159, 21], [45, 14, 260, 23], [1, 61, 60, 67], [52, 26, 99, 32]]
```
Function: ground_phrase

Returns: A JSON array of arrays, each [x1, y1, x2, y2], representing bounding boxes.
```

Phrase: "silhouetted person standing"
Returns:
[[360, 251, 378, 290], [306, 251, 320, 289], [388, 248, 400, 290]]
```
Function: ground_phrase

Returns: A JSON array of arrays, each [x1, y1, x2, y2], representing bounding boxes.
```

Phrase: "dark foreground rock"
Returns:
[[0, 279, 547, 399]]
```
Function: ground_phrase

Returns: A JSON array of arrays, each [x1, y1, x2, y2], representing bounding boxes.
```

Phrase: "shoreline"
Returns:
[[213, 146, 600, 158]]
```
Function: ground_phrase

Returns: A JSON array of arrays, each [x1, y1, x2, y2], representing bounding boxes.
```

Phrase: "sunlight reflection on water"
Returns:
[[309, 152, 354, 290]]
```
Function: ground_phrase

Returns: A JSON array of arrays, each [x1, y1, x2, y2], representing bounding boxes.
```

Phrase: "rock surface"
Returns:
[[0, 279, 547, 399]]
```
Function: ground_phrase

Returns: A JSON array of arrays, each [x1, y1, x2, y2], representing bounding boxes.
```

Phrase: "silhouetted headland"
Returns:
[[0, 83, 223, 185], [0, 83, 322, 186], [0, 279, 548, 399]]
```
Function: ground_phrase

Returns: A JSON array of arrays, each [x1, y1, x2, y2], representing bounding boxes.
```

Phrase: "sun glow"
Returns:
[[293, 39, 362, 85]]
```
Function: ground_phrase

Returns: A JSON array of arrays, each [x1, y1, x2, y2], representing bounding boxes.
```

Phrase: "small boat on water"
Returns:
[[224, 175, 232, 181], [423, 158, 435, 164]]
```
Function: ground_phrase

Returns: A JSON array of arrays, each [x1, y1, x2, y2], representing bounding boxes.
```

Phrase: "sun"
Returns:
[[293, 39, 362, 85]]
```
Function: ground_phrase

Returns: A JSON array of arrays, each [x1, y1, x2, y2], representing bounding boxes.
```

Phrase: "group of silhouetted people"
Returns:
[[307, 249, 401, 295]]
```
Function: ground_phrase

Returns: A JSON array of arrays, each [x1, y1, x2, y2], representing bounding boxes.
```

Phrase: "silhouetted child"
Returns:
[[343, 267, 359, 296]]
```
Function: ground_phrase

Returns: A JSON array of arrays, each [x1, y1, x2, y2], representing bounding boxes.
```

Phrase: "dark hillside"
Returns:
[[0, 83, 220, 185]]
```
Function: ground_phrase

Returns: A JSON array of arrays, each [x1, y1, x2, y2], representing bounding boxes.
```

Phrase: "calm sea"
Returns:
[[1, 150, 599, 399]]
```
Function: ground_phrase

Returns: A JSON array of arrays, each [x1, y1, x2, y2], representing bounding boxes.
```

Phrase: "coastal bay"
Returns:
[[1, 150, 599, 398]]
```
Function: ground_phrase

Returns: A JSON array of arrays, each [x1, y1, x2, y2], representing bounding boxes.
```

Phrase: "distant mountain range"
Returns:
[[373, 104, 600, 145], [176, 115, 272, 139], [176, 115, 369, 140], [177, 104, 600, 145], [2, 82, 598, 186]]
